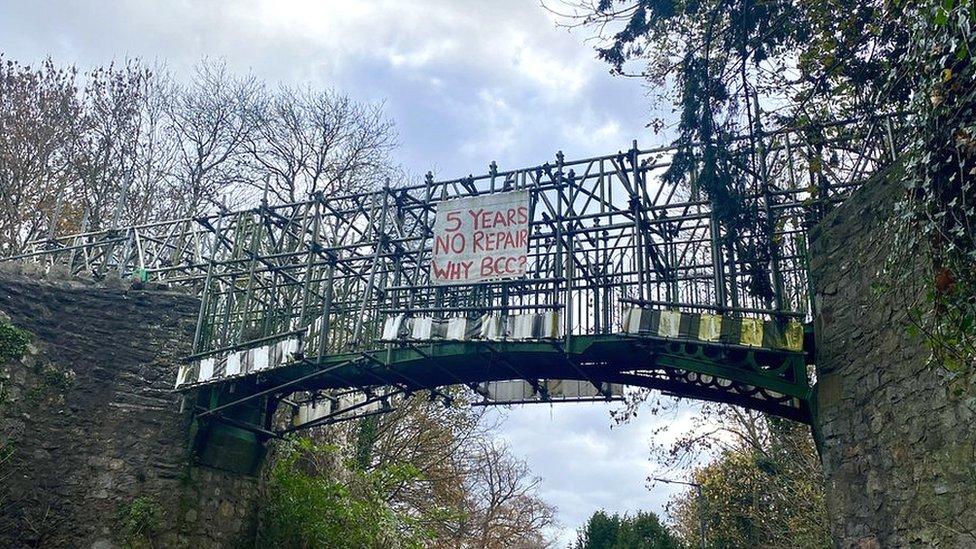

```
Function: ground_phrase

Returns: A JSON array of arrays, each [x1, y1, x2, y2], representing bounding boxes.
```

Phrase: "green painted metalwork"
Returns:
[[193, 332, 811, 434], [2, 117, 899, 446]]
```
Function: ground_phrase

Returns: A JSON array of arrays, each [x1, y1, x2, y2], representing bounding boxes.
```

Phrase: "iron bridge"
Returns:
[[3, 117, 898, 468]]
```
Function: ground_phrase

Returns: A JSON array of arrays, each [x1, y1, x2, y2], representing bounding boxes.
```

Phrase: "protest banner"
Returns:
[[430, 190, 529, 285]]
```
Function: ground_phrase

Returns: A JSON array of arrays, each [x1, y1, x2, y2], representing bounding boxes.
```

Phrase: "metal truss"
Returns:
[[4, 116, 899, 437]]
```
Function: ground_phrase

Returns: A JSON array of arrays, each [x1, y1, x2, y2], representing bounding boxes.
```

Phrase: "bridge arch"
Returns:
[[186, 305, 811, 444]]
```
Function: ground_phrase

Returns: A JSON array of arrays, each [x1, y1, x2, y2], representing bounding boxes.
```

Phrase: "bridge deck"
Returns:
[[186, 320, 812, 434]]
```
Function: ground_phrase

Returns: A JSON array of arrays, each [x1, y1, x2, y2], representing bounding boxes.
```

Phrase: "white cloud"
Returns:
[[486, 401, 698, 544], [0, 2, 680, 540], [508, 30, 590, 99], [198, 0, 597, 100], [1, 0, 660, 178], [457, 89, 520, 160]]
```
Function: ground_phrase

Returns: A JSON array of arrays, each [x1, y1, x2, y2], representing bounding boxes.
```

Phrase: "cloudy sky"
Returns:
[[0, 0, 690, 541]]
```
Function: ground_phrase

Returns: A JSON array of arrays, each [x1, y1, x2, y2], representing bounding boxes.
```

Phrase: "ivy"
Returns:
[[575, 0, 973, 364], [0, 321, 31, 364], [891, 0, 976, 370], [576, 0, 916, 306]]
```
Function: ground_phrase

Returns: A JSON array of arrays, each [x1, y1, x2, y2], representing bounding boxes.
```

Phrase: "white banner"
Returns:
[[430, 190, 529, 285]]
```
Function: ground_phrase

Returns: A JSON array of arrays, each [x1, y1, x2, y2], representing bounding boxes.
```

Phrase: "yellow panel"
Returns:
[[624, 307, 642, 334], [740, 318, 764, 347], [698, 314, 722, 342], [544, 311, 561, 338], [784, 319, 804, 351], [547, 379, 567, 397]]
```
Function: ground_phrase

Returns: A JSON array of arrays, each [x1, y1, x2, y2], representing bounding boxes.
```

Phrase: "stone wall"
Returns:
[[0, 265, 261, 548], [810, 169, 976, 547]]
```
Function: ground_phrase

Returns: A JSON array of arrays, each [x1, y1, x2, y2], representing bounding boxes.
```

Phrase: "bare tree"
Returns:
[[0, 53, 400, 254], [246, 86, 397, 204], [0, 55, 85, 254], [125, 63, 180, 225], [463, 439, 557, 549], [166, 59, 260, 216], [73, 61, 152, 231]]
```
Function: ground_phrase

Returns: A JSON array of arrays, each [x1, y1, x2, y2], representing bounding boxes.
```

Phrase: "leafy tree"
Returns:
[[664, 412, 829, 548], [312, 392, 558, 548], [615, 512, 682, 549], [574, 510, 680, 549], [258, 438, 433, 549], [551, 0, 912, 303], [556, 0, 911, 140], [576, 511, 619, 549], [556, 2, 973, 543], [556, 0, 974, 365]]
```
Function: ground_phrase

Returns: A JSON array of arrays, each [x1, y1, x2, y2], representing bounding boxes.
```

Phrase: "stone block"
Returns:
[[0, 270, 259, 547], [811, 169, 976, 547]]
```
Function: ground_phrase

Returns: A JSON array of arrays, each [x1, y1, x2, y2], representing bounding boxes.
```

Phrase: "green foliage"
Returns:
[[667, 417, 829, 548], [579, 0, 975, 366], [354, 414, 379, 471], [568, 0, 942, 310], [570, 0, 973, 543], [118, 496, 162, 548], [575, 0, 916, 305], [889, 0, 976, 371], [258, 438, 433, 549], [575, 510, 680, 549], [0, 321, 31, 363], [23, 364, 73, 405]]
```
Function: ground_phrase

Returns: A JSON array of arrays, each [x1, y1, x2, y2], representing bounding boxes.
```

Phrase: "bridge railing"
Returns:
[[3, 116, 901, 363]]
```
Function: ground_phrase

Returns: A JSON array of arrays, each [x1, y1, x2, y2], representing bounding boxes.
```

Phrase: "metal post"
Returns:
[[238, 207, 266, 345], [655, 477, 706, 549], [407, 172, 435, 310], [46, 193, 64, 242], [352, 180, 390, 346], [628, 141, 648, 302], [434, 181, 447, 319], [708, 136, 728, 313], [318, 256, 336, 359], [564, 168, 574, 347], [66, 208, 89, 273], [884, 116, 898, 161], [193, 214, 224, 354], [554, 151, 565, 328], [298, 196, 322, 328], [754, 95, 785, 314]]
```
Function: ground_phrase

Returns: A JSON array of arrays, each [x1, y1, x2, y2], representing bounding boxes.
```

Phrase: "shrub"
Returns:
[[118, 496, 162, 547], [0, 322, 30, 363], [258, 438, 432, 549]]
